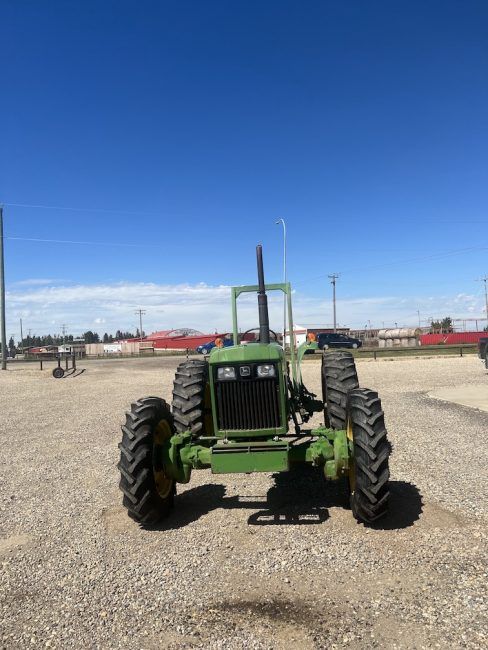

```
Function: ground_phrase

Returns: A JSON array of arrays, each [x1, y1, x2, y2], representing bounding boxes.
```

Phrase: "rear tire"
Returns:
[[118, 397, 175, 525], [347, 388, 390, 523], [172, 359, 212, 436], [322, 350, 359, 429]]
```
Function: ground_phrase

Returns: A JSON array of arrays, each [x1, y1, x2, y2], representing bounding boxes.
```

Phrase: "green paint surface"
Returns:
[[210, 441, 290, 474], [208, 342, 284, 364]]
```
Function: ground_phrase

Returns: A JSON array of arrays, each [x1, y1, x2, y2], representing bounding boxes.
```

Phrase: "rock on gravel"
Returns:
[[0, 355, 487, 649]]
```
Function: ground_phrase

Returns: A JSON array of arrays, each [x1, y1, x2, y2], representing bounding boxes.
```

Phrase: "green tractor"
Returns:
[[118, 246, 391, 525]]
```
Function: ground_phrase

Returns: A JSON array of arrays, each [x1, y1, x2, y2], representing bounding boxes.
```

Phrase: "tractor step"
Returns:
[[211, 441, 289, 474]]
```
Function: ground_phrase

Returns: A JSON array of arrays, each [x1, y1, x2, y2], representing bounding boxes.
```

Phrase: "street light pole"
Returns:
[[275, 218, 287, 346], [0, 206, 7, 370], [328, 274, 339, 333]]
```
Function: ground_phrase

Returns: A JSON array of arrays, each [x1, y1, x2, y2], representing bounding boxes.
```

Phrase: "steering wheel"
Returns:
[[241, 327, 278, 343]]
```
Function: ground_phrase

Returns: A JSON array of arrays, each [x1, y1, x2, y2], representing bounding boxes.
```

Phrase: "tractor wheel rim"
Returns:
[[153, 419, 173, 499], [346, 416, 356, 493]]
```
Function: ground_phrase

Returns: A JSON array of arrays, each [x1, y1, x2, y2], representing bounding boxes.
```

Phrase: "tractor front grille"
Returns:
[[215, 378, 281, 431]]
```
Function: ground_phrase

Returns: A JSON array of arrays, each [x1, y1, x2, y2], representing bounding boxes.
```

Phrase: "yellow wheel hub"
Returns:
[[153, 419, 173, 499], [346, 416, 356, 493]]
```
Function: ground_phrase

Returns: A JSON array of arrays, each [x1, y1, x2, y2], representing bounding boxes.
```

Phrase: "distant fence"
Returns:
[[85, 342, 155, 356], [354, 344, 477, 359], [302, 344, 478, 360]]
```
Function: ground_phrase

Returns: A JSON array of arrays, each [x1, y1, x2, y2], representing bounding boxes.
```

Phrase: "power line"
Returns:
[[3, 202, 162, 217], [5, 202, 488, 224], [6, 236, 160, 248], [295, 245, 488, 287]]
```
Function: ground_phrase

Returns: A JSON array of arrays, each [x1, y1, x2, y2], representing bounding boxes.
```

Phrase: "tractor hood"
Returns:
[[208, 342, 284, 365]]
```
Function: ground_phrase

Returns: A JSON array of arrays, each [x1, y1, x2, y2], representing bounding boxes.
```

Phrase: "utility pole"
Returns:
[[480, 277, 488, 328], [328, 274, 339, 333], [20, 318, 24, 355], [135, 309, 146, 342], [417, 309, 421, 328], [61, 324, 68, 344], [0, 206, 7, 370]]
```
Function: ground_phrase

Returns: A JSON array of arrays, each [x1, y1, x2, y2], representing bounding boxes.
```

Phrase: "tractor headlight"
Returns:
[[256, 364, 276, 378], [217, 366, 236, 380]]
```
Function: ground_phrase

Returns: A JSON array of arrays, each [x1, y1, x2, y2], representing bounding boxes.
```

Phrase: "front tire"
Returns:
[[172, 359, 212, 436], [322, 350, 359, 429], [118, 397, 175, 525], [347, 388, 390, 523]]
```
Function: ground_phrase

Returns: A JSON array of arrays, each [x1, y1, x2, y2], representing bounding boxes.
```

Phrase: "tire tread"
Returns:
[[117, 396, 175, 525], [171, 360, 209, 436], [322, 350, 359, 429], [348, 388, 390, 523]]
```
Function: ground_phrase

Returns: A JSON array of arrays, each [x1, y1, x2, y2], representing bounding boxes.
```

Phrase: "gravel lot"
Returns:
[[1, 355, 487, 649]]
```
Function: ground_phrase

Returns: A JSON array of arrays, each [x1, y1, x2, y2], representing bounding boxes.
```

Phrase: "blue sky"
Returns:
[[1, 1, 487, 336]]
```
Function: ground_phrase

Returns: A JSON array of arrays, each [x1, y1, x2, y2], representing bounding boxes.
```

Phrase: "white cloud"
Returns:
[[4, 281, 487, 337]]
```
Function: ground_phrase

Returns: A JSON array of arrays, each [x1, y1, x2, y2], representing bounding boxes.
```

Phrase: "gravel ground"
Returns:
[[0, 355, 487, 649]]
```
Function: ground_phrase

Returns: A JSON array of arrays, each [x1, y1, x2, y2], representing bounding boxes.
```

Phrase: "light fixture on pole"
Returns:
[[275, 218, 287, 346]]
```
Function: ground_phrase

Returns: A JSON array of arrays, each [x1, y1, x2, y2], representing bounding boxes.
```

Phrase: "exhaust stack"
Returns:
[[256, 244, 270, 344]]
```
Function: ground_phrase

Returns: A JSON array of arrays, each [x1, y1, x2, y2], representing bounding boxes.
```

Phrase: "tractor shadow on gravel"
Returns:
[[152, 467, 422, 531], [369, 480, 423, 530]]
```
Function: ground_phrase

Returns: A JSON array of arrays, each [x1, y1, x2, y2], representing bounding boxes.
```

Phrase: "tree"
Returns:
[[441, 317, 453, 333], [7, 337, 16, 358], [83, 331, 100, 344], [114, 330, 135, 341], [430, 316, 453, 334]]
